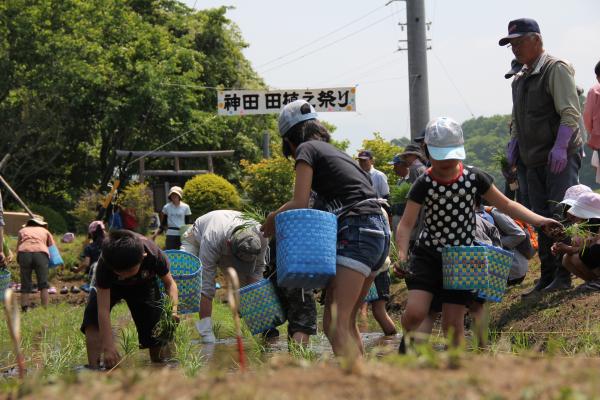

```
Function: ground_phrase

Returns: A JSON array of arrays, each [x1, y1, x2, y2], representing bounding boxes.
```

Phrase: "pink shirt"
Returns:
[[17, 226, 55, 255], [584, 82, 600, 150]]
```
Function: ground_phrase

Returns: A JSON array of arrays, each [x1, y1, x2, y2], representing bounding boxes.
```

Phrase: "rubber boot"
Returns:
[[542, 265, 572, 292], [522, 231, 557, 297], [195, 317, 216, 343]]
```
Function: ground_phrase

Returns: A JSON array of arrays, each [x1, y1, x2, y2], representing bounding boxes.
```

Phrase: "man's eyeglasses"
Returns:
[[506, 36, 529, 49]]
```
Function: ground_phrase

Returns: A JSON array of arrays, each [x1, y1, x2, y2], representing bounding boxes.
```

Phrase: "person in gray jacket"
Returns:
[[486, 207, 534, 285], [499, 18, 582, 294]]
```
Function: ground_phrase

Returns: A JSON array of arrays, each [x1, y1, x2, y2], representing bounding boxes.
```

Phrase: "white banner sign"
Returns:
[[217, 87, 356, 116]]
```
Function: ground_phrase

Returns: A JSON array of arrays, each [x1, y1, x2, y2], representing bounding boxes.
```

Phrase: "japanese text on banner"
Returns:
[[217, 87, 356, 116]]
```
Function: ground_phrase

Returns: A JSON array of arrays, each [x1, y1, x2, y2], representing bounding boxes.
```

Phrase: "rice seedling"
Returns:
[[119, 324, 139, 356], [492, 148, 509, 170], [288, 339, 318, 361], [152, 296, 178, 344], [239, 206, 267, 227], [173, 321, 205, 377], [390, 182, 412, 205]]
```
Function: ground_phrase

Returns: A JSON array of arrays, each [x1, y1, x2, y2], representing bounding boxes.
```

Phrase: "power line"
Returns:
[[317, 51, 401, 86], [259, 12, 397, 75], [431, 49, 475, 118], [256, 4, 387, 69], [357, 76, 408, 85]]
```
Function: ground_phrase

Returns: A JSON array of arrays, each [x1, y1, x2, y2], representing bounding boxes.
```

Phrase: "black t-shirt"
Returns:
[[95, 236, 170, 288], [580, 243, 600, 270], [83, 242, 102, 266], [408, 164, 493, 252], [295, 140, 381, 216]]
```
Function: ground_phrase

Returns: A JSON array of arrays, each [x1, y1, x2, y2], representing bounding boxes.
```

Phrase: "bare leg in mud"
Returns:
[[323, 266, 369, 359]]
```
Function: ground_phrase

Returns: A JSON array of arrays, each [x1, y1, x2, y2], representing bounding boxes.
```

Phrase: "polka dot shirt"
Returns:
[[407, 164, 493, 252]]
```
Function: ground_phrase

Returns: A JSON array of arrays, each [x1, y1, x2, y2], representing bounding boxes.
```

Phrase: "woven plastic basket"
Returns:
[[239, 279, 285, 335], [275, 209, 337, 289], [442, 246, 489, 291], [364, 283, 379, 303], [0, 269, 10, 300], [477, 244, 513, 302], [163, 250, 202, 314]]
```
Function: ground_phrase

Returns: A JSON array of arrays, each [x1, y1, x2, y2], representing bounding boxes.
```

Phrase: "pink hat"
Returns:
[[568, 192, 600, 219], [88, 220, 106, 235], [560, 184, 592, 207]]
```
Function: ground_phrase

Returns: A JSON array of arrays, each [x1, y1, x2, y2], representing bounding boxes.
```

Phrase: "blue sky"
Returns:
[[185, 0, 600, 153]]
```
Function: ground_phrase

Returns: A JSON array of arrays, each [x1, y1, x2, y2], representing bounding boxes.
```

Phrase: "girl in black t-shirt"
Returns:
[[395, 117, 561, 351], [262, 100, 390, 360]]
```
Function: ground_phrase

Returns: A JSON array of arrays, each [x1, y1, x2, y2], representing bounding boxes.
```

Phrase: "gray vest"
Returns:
[[513, 54, 582, 168]]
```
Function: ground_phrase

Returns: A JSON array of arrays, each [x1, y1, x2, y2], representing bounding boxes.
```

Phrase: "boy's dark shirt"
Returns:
[[95, 235, 169, 288]]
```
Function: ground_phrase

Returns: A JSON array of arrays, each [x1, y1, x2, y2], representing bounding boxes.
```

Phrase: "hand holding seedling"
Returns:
[[392, 261, 411, 278], [103, 344, 121, 369], [551, 242, 579, 256], [261, 212, 276, 238], [539, 218, 565, 240]]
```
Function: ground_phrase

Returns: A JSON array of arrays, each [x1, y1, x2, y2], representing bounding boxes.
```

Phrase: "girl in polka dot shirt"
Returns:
[[395, 117, 561, 351]]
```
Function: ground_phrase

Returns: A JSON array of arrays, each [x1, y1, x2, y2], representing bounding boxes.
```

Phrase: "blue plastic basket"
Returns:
[[48, 245, 64, 268], [0, 269, 10, 300], [162, 250, 202, 314], [442, 246, 489, 291], [239, 279, 285, 335], [275, 209, 337, 289], [477, 244, 514, 302]]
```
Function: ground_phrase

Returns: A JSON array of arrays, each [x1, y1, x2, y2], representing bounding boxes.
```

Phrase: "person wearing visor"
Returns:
[[395, 117, 562, 351], [500, 18, 582, 294], [181, 210, 268, 343]]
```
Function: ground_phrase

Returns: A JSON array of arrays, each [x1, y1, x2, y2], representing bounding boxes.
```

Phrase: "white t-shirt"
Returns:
[[183, 210, 267, 298], [161, 202, 192, 236], [369, 167, 390, 199]]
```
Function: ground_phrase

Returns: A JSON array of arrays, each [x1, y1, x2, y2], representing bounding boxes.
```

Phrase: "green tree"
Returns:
[[360, 132, 402, 181], [0, 1, 274, 211], [183, 173, 241, 217], [240, 156, 295, 212]]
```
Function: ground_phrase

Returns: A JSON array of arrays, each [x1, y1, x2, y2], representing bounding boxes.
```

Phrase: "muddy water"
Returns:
[[184, 331, 401, 371], [3, 331, 400, 378]]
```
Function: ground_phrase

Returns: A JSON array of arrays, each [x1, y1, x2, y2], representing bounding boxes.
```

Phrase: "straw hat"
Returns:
[[168, 186, 183, 200], [23, 218, 48, 228]]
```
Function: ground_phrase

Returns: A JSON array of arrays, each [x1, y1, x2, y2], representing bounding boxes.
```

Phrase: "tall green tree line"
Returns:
[[0, 0, 275, 211]]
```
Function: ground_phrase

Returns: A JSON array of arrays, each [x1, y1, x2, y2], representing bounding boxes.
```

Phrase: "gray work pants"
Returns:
[[526, 151, 581, 285]]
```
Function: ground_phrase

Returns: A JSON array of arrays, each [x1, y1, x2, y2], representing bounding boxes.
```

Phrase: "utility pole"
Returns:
[[398, 0, 431, 141]]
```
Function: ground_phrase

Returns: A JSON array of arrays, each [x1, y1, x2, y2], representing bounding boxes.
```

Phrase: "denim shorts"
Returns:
[[337, 213, 391, 277]]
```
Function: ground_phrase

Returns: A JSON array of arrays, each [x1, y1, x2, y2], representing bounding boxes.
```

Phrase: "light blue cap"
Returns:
[[424, 117, 466, 161]]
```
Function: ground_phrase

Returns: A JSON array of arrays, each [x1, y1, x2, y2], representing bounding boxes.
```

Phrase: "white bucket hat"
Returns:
[[560, 184, 592, 207], [568, 192, 600, 220]]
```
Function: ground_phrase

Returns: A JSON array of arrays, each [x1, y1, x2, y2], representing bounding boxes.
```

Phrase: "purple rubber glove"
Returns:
[[506, 138, 519, 166], [548, 125, 573, 174]]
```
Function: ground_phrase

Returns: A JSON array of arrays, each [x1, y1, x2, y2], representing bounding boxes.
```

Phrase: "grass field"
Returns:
[[2, 236, 600, 399]]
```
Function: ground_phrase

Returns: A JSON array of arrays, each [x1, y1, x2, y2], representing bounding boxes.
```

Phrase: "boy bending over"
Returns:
[[81, 230, 178, 368]]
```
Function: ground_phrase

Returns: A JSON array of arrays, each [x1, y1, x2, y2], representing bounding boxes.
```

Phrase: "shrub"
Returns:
[[30, 204, 69, 234], [183, 174, 242, 217], [119, 182, 155, 235], [361, 132, 402, 182], [69, 188, 104, 233], [240, 156, 294, 212]]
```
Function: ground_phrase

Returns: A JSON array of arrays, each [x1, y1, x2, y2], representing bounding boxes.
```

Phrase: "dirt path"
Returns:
[[19, 354, 600, 400]]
